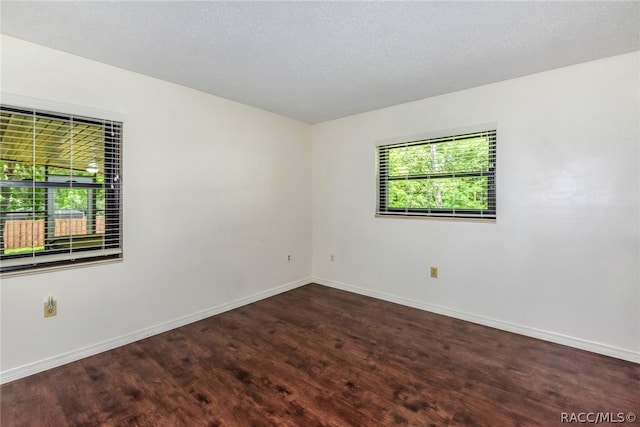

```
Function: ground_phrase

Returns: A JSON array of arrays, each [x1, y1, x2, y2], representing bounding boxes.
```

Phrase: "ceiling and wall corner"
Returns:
[[0, 1, 638, 123]]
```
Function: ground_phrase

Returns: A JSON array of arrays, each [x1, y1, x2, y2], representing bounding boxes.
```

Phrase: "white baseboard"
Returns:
[[4, 276, 636, 384], [0, 277, 311, 384], [312, 277, 640, 364]]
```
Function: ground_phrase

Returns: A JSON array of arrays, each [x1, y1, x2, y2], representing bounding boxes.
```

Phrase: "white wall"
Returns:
[[312, 52, 640, 362], [0, 36, 312, 380]]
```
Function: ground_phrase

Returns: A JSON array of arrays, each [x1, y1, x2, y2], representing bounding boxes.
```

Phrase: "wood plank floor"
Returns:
[[2, 284, 639, 426]]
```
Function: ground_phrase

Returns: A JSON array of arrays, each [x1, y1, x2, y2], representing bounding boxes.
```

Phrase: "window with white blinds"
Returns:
[[0, 105, 123, 274], [377, 129, 496, 219]]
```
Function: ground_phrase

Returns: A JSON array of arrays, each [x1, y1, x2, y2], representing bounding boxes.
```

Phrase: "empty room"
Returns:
[[1, 1, 639, 426]]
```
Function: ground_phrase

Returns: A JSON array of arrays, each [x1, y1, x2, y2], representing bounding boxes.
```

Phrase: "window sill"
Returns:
[[375, 214, 496, 223], [1, 257, 123, 279]]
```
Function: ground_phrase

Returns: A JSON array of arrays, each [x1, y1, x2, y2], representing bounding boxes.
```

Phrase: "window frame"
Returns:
[[0, 101, 123, 275], [376, 128, 496, 220]]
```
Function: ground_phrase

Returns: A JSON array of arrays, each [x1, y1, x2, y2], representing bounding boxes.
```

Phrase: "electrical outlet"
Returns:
[[330, 253, 335, 262], [44, 297, 57, 318], [287, 254, 291, 263], [430, 267, 438, 279]]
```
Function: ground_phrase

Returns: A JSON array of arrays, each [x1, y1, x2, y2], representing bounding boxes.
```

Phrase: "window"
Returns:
[[0, 105, 123, 274], [377, 129, 496, 219]]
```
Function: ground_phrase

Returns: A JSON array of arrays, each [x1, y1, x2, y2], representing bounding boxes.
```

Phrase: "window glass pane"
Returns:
[[1, 161, 46, 181], [1, 186, 46, 254], [53, 188, 88, 236], [388, 177, 489, 210], [3, 220, 45, 255], [48, 167, 102, 180], [0, 186, 45, 213], [1, 111, 104, 178], [388, 136, 490, 177], [51, 187, 104, 237]]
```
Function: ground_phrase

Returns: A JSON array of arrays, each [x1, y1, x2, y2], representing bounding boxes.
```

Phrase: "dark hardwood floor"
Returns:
[[2, 284, 639, 426]]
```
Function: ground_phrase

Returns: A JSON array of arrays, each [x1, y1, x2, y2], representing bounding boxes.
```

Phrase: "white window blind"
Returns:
[[0, 104, 123, 273], [377, 129, 496, 219]]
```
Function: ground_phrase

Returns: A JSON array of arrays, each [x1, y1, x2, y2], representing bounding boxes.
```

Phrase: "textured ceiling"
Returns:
[[1, 1, 639, 123]]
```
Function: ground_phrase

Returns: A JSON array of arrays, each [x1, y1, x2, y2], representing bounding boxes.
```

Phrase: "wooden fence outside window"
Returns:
[[3, 217, 105, 250]]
